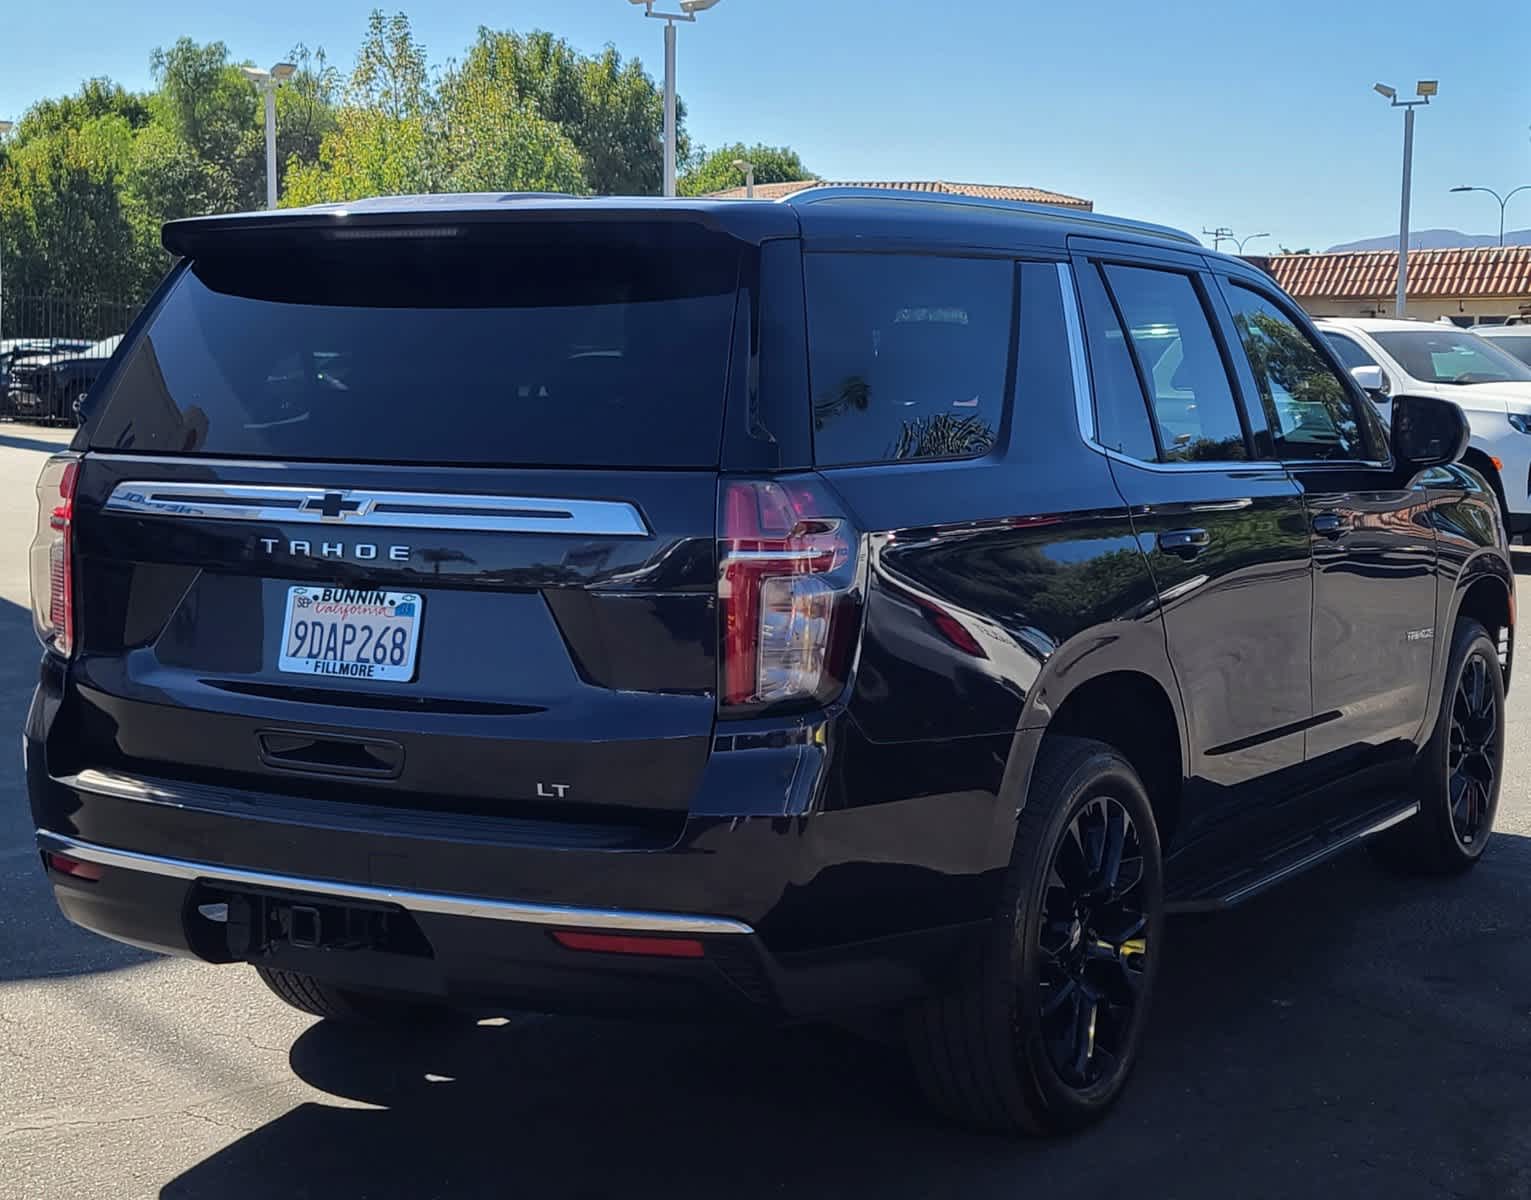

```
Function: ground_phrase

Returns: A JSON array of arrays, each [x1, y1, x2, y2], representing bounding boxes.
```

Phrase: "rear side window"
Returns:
[[806, 254, 1012, 465], [91, 224, 742, 467], [1226, 286, 1370, 461], [1102, 265, 1248, 463], [1076, 263, 1158, 461]]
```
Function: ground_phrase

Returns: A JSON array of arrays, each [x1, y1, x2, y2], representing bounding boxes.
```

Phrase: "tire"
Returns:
[[1370, 618, 1504, 875], [254, 965, 450, 1028], [905, 735, 1164, 1135]]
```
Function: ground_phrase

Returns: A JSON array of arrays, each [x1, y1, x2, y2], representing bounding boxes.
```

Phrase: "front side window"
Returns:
[[806, 254, 1012, 465], [1102, 265, 1248, 463], [1226, 287, 1368, 461], [1372, 329, 1531, 386]]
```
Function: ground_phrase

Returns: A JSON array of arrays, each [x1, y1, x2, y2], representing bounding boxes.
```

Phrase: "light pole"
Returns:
[[1450, 184, 1531, 247], [1374, 80, 1437, 317], [1201, 226, 1234, 251], [1233, 232, 1270, 254], [732, 157, 756, 198], [627, 0, 725, 197], [240, 62, 296, 210], [0, 120, 11, 345]]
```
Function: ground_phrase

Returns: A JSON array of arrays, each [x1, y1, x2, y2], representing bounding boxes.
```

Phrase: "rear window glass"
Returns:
[[90, 225, 742, 467], [806, 253, 1012, 465]]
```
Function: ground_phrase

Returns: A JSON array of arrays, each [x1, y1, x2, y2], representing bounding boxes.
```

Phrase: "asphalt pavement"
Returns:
[[4, 426, 1531, 1198]]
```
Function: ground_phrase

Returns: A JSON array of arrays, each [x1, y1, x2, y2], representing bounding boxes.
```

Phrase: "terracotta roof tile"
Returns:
[[706, 179, 1092, 210], [1266, 246, 1531, 300]]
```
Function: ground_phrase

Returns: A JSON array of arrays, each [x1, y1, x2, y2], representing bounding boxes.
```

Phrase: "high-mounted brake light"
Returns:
[[717, 478, 862, 712], [30, 455, 79, 658]]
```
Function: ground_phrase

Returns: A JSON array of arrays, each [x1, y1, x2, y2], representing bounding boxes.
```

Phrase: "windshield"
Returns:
[[1372, 329, 1531, 385]]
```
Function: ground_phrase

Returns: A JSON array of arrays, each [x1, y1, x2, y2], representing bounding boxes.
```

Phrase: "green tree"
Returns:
[[0, 109, 142, 301], [283, 12, 439, 204], [679, 142, 813, 197], [287, 12, 585, 205], [446, 28, 675, 195], [148, 38, 264, 208], [276, 45, 341, 181]]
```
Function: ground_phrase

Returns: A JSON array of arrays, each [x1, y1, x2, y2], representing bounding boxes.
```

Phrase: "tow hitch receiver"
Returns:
[[189, 885, 431, 960]]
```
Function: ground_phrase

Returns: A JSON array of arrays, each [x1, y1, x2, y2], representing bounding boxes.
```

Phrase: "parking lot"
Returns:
[[2, 427, 1531, 1199]]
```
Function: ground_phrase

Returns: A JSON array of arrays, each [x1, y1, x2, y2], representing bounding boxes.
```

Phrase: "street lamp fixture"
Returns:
[[732, 158, 756, 198], [240, 62, 298, 210], [1234, 232, 1270, 254], [1450, 184, 1531, 248], [1374, 78, 1437, 317], [627, 0, 728, 197]]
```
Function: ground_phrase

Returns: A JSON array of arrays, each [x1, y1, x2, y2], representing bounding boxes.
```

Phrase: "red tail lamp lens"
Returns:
[[718, 478, 860, 710]]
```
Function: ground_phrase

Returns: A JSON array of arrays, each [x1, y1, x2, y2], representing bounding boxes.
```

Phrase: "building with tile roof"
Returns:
[[1252, 246, 1531, 325], [707, 179, 1093, 210]]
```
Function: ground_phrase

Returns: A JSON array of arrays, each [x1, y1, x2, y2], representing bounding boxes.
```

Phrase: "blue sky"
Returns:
[[2, 0, 1527, 251]]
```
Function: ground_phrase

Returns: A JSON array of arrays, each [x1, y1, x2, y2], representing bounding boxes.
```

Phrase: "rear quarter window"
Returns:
[[806, 253, 1013, 465]]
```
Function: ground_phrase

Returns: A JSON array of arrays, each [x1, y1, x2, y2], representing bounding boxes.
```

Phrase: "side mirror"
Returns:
[[1390, 393, 1469, 470], [1350, 364, 1390, 400]]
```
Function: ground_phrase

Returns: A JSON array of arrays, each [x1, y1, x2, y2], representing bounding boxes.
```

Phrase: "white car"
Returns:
[[1473, 324, 1531, 369], [1316, 317, 1531, 540]]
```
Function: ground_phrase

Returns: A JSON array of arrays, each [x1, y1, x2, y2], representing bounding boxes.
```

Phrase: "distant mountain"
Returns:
[[1326, 228, 1531, 252]]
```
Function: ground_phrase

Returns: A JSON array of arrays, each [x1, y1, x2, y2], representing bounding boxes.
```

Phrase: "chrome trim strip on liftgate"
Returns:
[[36, 830, 753, 936], [102, 481, 650, 537]]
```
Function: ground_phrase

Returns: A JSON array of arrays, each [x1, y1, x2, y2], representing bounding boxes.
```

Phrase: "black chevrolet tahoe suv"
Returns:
[[26, 188, 1512, 1135]]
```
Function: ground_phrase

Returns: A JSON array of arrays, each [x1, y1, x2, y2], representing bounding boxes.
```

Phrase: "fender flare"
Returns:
[[989, 616, 1191, 858]]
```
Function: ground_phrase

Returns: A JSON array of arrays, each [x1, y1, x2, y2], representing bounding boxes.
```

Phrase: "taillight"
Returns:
[[718, 477, 862, 712], [30, 455, 79, 657]]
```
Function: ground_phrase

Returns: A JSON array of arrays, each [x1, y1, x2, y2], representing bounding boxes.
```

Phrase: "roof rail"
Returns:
[[780, 185, 1201, 248]]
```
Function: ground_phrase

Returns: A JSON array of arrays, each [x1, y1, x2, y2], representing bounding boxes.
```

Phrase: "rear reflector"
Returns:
[[46, 852, 103, 881], [551, 930, 705, 959]]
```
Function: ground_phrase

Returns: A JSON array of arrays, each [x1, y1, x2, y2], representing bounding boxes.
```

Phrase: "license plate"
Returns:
[[278, 587, 423, 682]]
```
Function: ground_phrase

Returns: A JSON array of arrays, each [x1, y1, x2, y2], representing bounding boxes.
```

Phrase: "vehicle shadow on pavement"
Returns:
[[0, 430, 76, 455], [0, 591, 158, 983], [163, 835, 1531, 1200]]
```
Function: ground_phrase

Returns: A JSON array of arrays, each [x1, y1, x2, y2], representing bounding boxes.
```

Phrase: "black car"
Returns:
[[5, 335, 122, 424], [26, 190, 1512, 1135]]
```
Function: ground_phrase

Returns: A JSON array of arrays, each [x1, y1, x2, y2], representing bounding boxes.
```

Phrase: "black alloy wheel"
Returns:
[[1448, 648, 1499, 846], [1037, 796, 1148, 1090], [1371, 617, 1504, 875], [906, 735, 1163, 1135]]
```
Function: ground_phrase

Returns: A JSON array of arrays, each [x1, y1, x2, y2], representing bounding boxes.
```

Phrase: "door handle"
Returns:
[[1157, 528, 1210, 559], [1312, 513, 1347, 539]]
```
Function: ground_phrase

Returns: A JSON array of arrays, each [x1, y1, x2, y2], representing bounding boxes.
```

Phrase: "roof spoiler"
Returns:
[[162, 195, 800, 256]]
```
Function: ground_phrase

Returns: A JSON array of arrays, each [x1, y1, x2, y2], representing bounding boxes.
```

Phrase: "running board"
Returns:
[[1166, 801, 1418, 913]]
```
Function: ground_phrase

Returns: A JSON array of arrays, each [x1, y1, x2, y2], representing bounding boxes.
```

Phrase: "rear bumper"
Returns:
[[26, 707, 1016, 1017], [35, 827, 987, 1019]]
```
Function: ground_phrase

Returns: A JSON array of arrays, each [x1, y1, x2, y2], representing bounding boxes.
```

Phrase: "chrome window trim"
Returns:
[[1057, 262, 1096, 443], [1059, 263, 1389, 475], [37, 830, 753, 936], [102, 480, 649, 537]]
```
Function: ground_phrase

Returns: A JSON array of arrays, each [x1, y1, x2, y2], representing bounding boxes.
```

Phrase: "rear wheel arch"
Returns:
[[1025, 670, 1186, 853]]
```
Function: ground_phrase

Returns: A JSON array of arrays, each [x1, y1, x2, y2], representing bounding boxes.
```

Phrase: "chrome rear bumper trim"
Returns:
[[36, 831, 753, 936]]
